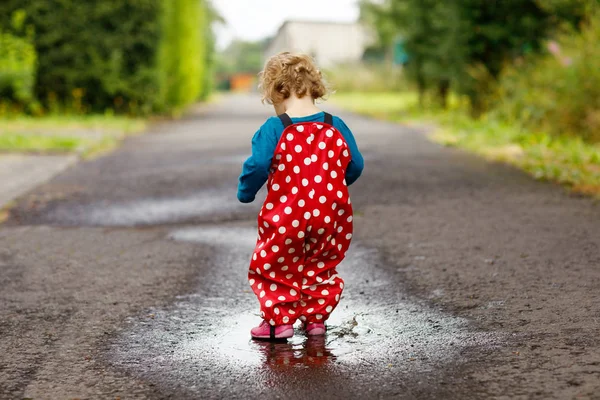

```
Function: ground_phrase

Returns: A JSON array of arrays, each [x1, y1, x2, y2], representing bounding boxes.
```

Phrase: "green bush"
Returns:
[[0, 0, 212, 115], [158, 0, 207, 112], [0, 1, 162, 114], [495, 8, 600, 142], [0, 10, 37, 111], [0, 31, 36, 106]]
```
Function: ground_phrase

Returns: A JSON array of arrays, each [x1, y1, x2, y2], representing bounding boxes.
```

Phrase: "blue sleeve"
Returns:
[[237, 119, 279, 203], [333, 117, 364, 185]]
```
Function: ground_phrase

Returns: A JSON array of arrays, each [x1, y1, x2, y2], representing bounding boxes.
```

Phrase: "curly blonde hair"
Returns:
[[258, 52, 329, 105]]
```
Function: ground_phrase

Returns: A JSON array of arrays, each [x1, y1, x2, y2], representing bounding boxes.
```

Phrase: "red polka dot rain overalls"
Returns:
[[248, 112, 353, 326]]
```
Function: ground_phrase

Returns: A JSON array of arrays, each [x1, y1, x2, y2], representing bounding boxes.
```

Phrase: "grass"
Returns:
[[1, 114, 146, 133], [0, 132, 92, 153], [0, 94, 225, 156], [332, 91, 600, 197], [0, 114, 147, 157]]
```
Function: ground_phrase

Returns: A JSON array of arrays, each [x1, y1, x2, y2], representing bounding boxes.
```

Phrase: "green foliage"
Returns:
[[432, 119, 600, 196], [397, 1, 468, 107], [538, 0, 596, 28], [0, 114, 146, 134], [0, 31, 37, 106], [495, 8, 600, 142], [0, 132, 90, 152], [0, 1, 163, 114], [345, 2, 600, 195], [158, 0, 208, 112], [0, 10, 37, 109], [359, 0, 398, 62], [0, 0, 216, 115], [333, 91, 600, 197], [361, 0, 553, 111], [0, 113, 146, 155], [457, 0, 551, 113]]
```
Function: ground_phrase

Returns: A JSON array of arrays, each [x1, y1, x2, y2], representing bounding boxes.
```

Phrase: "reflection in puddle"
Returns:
[[169, 225, 257, 247], [213, 314, 339, 369], [254, 335, 336, 369], [182, 312, 352, 370], [108, 226, 502, 397]]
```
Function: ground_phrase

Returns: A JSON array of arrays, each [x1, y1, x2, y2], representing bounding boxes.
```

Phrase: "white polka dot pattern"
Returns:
[[248, 121, 353, 326]]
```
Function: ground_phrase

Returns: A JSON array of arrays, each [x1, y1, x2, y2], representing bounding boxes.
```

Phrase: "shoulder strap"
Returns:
[[278, 113, 293, 128], [279, 112, 333, 127]]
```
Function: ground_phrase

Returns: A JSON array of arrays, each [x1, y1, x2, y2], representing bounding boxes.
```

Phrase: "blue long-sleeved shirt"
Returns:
[[237, 112, 364, 203]]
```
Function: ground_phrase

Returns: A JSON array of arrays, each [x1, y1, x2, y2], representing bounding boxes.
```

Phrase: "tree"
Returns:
[[359, 0, 398, 64], [360, 0, 470, 107], [361, 0, 555, 113], [0, 0, 217, 114], [398, 1, 469, 108], [538, 0, 597, 28], [0, 10, 37, 110], [158, 0, 207, 111], [457, 0, 550, 113], [0, 0, 163, 113]]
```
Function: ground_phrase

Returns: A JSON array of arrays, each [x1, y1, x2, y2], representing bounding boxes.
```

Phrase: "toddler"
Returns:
[[237, 52, 364, 340]]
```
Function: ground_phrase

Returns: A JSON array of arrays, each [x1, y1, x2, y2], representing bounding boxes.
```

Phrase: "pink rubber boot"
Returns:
[[304, 322, 326, 336], [250, 320, 294, 340]]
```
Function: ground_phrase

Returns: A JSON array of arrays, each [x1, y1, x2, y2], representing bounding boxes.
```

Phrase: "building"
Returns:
[[264, 20, 370, 68]]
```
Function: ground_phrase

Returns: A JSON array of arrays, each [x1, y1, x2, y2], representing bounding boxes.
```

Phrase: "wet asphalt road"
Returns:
[[1, 94, 600, 399]]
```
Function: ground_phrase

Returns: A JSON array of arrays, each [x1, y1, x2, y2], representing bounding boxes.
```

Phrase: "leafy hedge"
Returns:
[[0, 31, 37, 107], [158, 0, 207, 111], [0, 10, 37, 110], [496, 8, 600, 142], [0, 0, 211, 115]]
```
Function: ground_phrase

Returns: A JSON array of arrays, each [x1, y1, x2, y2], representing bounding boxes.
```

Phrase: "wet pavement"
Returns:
[[1, 94, 600, 399], [108, 225, 500, 398], [0, 154, 77, 209]]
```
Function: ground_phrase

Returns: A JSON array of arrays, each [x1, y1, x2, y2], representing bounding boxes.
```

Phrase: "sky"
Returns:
[[212, 0, 360, 50]]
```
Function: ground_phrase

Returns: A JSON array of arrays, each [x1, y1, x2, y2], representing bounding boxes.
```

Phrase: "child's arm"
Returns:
[[237, 122, 278, 203], [334, 117, 364, 185]]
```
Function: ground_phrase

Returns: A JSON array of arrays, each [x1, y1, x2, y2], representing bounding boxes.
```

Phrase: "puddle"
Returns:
[[47, 190, 249, 226], [212, 154, 250, 164], [108, 226, 502, 397]]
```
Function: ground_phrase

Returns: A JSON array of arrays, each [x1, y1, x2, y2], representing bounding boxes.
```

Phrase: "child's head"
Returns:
[[259, 52, 329, 106]]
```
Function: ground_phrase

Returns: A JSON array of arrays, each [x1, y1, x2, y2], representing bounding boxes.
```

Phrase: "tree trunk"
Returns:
[[437, 79, 450, 109], [415, 60, 426, 108]]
